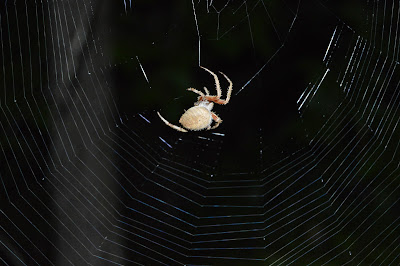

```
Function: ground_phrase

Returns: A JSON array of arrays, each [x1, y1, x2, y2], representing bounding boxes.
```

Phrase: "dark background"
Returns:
[[2, 0, 400, 265], [113, 0, 352, 173]]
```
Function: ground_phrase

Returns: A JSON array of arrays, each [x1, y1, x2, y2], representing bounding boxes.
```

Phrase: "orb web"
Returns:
[[1, 0, 400, 265]]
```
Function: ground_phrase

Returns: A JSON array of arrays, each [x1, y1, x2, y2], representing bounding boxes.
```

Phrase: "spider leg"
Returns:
[[157, 112, 188, 132], [218, 71, 233, 105], [187, 88, 205, 97], [203, 87, 210, 96], [210, 112, 222, 130], [200, 66, 221, 98], [187, 88, 206, 102]]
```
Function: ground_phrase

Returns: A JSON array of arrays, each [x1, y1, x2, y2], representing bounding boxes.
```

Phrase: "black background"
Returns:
[[2, 0, 399, 265]]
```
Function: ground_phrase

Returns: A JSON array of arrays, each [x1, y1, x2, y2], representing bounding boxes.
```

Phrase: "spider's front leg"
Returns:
[[187, 88, 205, 98], [200, 66, 222, 98], [204, 71, 233, 105], [218, 71, 233, 105], [187, 88, 206, 102], [210, 112, 222, 130]]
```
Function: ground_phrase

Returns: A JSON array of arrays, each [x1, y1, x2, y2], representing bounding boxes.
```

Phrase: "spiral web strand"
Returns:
[[1, 0, 400, 265]]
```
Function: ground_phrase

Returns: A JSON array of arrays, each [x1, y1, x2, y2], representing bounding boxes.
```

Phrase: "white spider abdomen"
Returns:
[[179, 106, 212, 130]]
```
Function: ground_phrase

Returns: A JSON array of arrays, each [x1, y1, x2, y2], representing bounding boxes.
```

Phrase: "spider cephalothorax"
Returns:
[[158, 66, 233, 132]]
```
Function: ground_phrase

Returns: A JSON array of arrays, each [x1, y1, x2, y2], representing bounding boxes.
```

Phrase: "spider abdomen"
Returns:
[[158, 66, 231, 132], [179, 106, 212, 131]]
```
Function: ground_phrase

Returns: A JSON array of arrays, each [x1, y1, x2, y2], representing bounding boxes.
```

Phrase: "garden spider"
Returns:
[[157, 66, 233, 132]]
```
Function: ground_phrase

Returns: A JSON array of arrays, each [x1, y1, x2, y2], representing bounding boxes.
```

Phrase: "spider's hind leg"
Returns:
[[210, 112, 222, 130], [157, 112, 188, 132]]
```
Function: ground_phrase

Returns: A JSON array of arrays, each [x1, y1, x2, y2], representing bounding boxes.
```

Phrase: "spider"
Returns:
[[157, 66, 233, 132]]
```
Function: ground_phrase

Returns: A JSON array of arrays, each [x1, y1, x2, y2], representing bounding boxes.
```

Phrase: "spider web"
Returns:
[[1, 0, 400, 265]]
